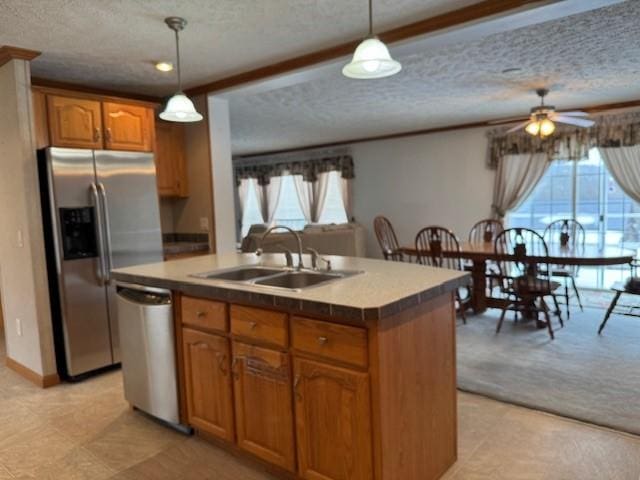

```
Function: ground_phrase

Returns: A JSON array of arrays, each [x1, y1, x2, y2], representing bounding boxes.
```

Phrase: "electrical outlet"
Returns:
[[16, 229, 24, 248], [199, 217, 209, 232], [16, 318, 22, 337]]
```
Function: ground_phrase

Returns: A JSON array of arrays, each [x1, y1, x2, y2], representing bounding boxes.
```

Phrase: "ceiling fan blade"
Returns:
[[553, 115, 595, 127], [488, 116, 529, 125], [506, 120, 531, 133], [551, 111, 589, 117]]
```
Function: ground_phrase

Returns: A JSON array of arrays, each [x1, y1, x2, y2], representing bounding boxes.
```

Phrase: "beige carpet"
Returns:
[[457, 299, 640, 436]]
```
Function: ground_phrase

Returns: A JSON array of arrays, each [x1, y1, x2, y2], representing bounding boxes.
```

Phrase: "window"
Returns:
[[272, 175, 307, 231], [239, 171, 349, 237], [508, 148, 640, 288]]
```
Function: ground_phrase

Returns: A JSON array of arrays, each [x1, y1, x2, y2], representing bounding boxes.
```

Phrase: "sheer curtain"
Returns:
[[599, 146, 640, 203], [492, 152, 550, 218], [255, 177, 283, 224], [237, 178, 252, 220], [340, 177, 354, 221], [292, 172, 331, 223]]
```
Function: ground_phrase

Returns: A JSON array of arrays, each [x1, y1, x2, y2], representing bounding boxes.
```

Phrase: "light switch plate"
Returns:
[[16, 318, 22, 337], [199, 217, 209, 232]]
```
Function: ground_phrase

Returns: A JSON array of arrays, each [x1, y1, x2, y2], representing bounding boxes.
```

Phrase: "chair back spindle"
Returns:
[[374, 215, 403, 261]]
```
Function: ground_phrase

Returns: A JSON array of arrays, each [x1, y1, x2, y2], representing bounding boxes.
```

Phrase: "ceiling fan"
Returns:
[[503, 89, 595, 137]]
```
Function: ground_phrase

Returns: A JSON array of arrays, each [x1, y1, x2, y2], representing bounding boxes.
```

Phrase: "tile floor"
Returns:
[[1, 340, 639, 479]]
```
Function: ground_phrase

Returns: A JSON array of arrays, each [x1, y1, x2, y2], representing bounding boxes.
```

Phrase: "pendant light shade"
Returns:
[[160, 93, 203, 122], [342, 37, 401, 79], [342, 0, 401, 79], [160, 17, 203, 123]]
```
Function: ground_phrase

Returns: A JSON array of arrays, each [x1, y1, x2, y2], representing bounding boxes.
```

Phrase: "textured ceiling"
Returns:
[[0, 0, 478, 96], [229, 1, 640, 155]]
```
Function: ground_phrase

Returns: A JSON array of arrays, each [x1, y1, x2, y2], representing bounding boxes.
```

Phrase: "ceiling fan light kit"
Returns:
[[507, 88, 594, 137], [343, 0, 401, 79], [160, 16, 203, 123]]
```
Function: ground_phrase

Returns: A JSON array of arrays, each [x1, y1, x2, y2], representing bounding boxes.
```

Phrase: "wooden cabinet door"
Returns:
[[232, 341, 296, 471], [293, 358, 373, 480], [103, 101, 153, 152], [182, 328, 234, 441], [155, 121, 188, 197], [47, 95, 103, 149]]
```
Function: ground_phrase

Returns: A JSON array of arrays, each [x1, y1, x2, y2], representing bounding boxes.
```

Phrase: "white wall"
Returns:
[[208, 96, 237, 254], [352, 127, 495, 257], [0, 59, 57, 376]]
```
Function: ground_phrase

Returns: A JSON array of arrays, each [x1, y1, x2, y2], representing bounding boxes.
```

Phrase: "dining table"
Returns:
[[401, 242, 637, 314]]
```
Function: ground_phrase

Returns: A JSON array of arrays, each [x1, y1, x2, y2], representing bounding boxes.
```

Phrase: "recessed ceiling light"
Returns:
[[501, 67, 522, 74], [155, 61, 174, 72]]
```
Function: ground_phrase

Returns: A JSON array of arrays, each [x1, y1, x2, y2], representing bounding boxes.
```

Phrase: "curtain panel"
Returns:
[[234, 155, 355, 186], [487, 111, 640, 169], [492, 153, 550, 218], [599, 145, 640, 204]]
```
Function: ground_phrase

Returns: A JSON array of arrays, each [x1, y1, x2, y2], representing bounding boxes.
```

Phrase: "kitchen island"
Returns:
[[112, 253, 469, 480]]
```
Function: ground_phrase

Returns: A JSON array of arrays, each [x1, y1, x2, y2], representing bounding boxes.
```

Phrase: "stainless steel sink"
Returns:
[[254, 271, 341, 289], [191, 265, 362, 291], [193, 266, 286, 281]]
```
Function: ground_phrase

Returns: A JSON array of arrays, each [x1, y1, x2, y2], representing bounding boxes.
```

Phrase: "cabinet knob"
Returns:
[[196, 311, 206, 318], [94, 127, 101, 142], [293, 374, 302, 400], [317, 336, 328, 345], [249, 321, 257, 330], [105, 127, 112, 142]]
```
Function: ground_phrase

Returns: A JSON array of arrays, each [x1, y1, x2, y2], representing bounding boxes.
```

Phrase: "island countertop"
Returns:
[[112, 253, 469, 322]]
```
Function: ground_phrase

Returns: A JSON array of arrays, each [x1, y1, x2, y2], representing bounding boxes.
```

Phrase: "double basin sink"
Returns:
[[191, 265, 361, 291]]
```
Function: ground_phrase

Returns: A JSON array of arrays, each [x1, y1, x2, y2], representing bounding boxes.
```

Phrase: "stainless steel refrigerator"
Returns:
[[39, 147, 163, 380]]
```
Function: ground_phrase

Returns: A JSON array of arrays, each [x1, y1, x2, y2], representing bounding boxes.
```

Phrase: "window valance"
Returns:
[[487, 110, 640, 169], [234, 154, 355, 186]]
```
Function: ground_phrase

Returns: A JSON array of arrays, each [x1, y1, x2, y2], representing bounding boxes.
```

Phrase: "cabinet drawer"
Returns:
[[230, 305, 288, 348], [292, 317, 368, 368], [182, 296, 227, 332]]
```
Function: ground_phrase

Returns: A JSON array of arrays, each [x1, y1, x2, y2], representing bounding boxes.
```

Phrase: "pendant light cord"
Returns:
[[368, 0, 373, 37], [174, 28, 182, 93]]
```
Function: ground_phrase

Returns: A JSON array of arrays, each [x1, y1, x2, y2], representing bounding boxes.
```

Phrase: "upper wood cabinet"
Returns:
[[232, 341, 296, 471], [182, 328, 235, 442], [40, 93, 155, 152], [102, 101, 153, 152], [294, 358, 373, 480], [46, 95, 103, 149], [155, 120, 188, 197]]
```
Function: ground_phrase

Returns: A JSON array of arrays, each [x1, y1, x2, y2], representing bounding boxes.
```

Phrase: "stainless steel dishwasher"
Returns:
[[116, 282, 190, 432]]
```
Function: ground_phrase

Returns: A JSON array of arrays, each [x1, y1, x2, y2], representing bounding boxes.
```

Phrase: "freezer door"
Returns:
[[46, 148, 114, 376], [94, 150, 164, 362]]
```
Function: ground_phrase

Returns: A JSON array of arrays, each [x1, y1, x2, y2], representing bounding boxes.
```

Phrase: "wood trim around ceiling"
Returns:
[[31, 77, 162, 105], [236, 98, 640, 158], [186, 0, 546, 96], [0, 45, 40, 67]]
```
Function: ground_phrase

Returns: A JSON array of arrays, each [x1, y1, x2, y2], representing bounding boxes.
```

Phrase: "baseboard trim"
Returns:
[[5, 357, 60, 388]]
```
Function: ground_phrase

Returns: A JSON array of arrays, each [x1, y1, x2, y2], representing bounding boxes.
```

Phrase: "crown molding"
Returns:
[[0, 45, 40, 67]]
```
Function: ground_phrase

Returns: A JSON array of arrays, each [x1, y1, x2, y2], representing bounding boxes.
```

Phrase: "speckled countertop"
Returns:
[[112, 253, 469, 322]]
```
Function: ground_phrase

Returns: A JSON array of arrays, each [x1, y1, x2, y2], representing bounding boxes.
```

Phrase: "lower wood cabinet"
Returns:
[[182, 328, 234, 441], [293, 358, 373, 480], [232, 341, 296, 471]]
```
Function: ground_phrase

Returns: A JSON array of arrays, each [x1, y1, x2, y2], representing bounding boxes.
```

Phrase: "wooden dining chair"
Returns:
[[373, 216, 404, 261], [544, 219, 585, 319], [469, 219, 504, 293], [415, 226, 469, 322], [494, 228, 563, 339], [469, 219, 504, 244]]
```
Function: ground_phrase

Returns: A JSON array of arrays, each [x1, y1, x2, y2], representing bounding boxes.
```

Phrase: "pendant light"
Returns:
[[160, 17, 203, 122], [342, 0, 401, 79]]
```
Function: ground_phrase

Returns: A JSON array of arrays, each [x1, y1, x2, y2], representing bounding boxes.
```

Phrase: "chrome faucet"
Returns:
[[255, 226, 304, 270], [307, 247, 332, 271]]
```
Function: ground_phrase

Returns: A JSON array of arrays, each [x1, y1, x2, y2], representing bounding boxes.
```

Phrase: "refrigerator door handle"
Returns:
[[90, 182, 107, 285], [98, 182, 114, 282]]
